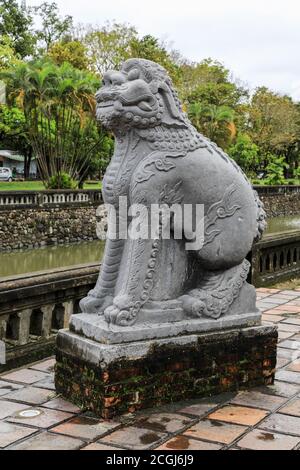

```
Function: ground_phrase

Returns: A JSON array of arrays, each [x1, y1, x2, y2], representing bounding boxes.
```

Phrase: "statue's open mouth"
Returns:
[[98, 100, 115, 108]]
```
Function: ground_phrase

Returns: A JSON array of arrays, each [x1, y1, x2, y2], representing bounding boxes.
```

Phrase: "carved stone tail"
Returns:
[[90, 238, 124, 300]]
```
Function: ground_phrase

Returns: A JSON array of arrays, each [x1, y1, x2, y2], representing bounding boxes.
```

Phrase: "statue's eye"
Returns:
[[128, 68, 140, 81]]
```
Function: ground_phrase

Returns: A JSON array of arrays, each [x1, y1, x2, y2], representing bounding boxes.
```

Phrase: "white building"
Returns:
[[0, 150, 37, 177]]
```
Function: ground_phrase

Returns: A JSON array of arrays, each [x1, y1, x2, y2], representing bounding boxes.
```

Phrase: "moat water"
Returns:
[[0, 215, 299, 279]]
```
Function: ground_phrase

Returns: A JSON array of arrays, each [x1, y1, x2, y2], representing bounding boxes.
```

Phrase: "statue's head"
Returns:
[[96, 58, 188, 131]]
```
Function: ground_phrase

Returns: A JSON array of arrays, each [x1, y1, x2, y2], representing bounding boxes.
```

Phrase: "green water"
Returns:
[[0, 215, 299, 279], [0, 240, 105, 279], [265, 215, 300, 235]]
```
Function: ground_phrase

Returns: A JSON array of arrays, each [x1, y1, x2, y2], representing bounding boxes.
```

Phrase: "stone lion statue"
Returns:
[[80, 58, 266, 327]]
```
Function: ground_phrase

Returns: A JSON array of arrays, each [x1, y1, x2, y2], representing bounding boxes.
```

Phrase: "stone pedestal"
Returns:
[[55, 322, 278, 419]]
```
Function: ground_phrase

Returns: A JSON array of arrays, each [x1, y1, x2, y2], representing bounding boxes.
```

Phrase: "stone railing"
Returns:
[[253, 185, 300, 195], [250, 231, 300, 287], [0, 189, 102, 209], [0, 263, 99, 372]]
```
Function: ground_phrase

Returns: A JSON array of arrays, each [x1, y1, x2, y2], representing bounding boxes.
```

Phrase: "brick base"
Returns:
[[55, 325, 278, 419]]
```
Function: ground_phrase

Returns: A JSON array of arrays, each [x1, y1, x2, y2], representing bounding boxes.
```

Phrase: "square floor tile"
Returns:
[[1, 369, 48, 385], [276, 357, 291, 369], [134, 413, 193, 433], [33, 374, 55, 390], [3, 386, 56, 405], [30, 358, 55, 373], [287, 360, 300, 373], [279, 340, 300, 350], [276, 370, 300, 384], [277, 348, 300, 360], [0, 400, 29, 419], [7, 406, 74, 429], [100, 425, 167, 450], [230, 391, 286, 411], [0, 422, 37, 448], [156, 435, 221, 450], [179, 402, 220, 417], [51, 415, 119, 441], [43, 397, 81, 414], [279, 399, 300, 417], [237, 429, 299, 450], [184, 419, 247, 444], [208, 405, 268, 426], [8, 431, 84, 450], [258, 381, 300, 398], [0, 380, 23, 397], [82, 442, 121, 450], [259, 413, 300, 436]]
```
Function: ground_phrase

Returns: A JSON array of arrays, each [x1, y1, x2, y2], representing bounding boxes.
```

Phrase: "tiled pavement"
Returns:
[[1, 287, 300, 451]]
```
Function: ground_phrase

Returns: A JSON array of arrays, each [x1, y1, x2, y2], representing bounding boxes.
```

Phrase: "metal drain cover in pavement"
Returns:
[[17, 409, 42, 418]]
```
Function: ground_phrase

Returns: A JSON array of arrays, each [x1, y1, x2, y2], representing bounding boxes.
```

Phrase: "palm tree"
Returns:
[[203, 104, 235, 144], [1, 60, 103, 187], [188, 101, 235, 149]]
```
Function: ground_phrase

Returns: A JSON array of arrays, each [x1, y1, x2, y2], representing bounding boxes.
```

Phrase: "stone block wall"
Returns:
[[254, 186, 300, 217], [0, 186, 298, 251], [0, 206, 98, 251]]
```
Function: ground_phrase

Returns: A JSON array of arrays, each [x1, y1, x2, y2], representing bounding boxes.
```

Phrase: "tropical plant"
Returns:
[[47, 172, 77, 189], [189, 102, 235, 148], [47, 40, 91, 70], [31, 1, 73, 52], [228, 133, 259, 175], [264, 156, 289, 185], [83, 22, 137, 76], [0, 0, 35, 58], [1, 60, 107, 187]]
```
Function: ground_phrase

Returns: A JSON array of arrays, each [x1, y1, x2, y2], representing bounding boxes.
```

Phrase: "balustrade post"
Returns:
[[40, 305, 54, 338], [62, 300, 74, 328], [17, 309, 32, 345], [0, 315, 9, 341]]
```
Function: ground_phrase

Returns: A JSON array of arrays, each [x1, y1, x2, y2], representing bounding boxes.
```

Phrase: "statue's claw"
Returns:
[[104, 295, 136, 325], [104, 304, 120, 324], [79, 294, 113, 314]]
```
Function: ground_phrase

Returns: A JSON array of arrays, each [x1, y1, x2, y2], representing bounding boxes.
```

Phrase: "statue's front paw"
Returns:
[[104, 295, 137, 326], [180, 295, 205, 318], [80, 294, 113, 314]]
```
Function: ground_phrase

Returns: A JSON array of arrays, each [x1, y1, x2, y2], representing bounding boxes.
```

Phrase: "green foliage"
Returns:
[[189, 102, 235, 148], [46, 172, 77, 189], [247, 87, 299, 167], [0, 59, 107, 187], [129, 35, 181, 85], [31, 1, 73, 52], [83, 22, 137, 76], [47, 40, 91, 70], [181, 59, 248, 107], [0, 104, 27, 145], [0, 0, 35, 58], [228, 134, 259, 174], [0, 35, 21, 71], [265, 156, 289, 185]]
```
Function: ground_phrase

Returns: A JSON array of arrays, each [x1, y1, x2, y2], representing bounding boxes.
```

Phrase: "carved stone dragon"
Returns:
[[80, 58, 267, 327]]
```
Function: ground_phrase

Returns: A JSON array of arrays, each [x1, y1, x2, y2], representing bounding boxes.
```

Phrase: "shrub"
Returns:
[[46, 172, 77, 190]]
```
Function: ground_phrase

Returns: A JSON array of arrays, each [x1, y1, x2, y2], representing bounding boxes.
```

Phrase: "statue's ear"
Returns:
[[157, 82, 186, 126]]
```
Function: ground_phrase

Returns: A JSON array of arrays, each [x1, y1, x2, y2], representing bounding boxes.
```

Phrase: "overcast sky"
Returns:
[[26, 0, 300, 101]]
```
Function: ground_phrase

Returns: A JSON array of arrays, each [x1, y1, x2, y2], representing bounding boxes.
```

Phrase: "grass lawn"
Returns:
[[0, 180, 102, 191]]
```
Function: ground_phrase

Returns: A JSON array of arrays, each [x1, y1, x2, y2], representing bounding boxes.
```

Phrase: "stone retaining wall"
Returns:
[[254, 185, 300, 217], [0, 206, 98, 251], [0, 186, 299, 251]]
